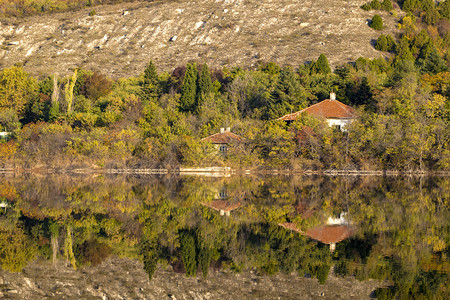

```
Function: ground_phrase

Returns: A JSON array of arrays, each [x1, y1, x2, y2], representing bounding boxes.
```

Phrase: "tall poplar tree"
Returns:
[[179, 63, 198, 113]]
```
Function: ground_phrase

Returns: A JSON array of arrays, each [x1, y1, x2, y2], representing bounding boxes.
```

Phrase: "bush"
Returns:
[[375, 35, 388, 51], [370, 15, 384, 30], [381, 0, 393, 11]]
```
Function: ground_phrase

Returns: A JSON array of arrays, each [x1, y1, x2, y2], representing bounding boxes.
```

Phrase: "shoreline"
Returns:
[[0, 167, 448, 177]]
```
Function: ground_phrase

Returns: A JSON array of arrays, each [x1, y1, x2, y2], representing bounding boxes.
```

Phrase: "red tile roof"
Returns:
[[278, 99, 355, 121], [202, 200, 241, 212], [201, 131, 244, 144], [278, 222, 353, 244]]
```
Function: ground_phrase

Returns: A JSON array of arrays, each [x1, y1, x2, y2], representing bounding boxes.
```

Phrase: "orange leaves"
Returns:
[[0, 140, 17, 159]]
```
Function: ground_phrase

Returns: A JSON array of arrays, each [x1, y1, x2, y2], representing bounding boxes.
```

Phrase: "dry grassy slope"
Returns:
[[0, 0, 402, 78]]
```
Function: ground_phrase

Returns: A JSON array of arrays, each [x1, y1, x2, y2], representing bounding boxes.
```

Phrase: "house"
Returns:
[[201, 127, 243, 155], [278, 92, 356, 131], [202, 200, 241, 216]]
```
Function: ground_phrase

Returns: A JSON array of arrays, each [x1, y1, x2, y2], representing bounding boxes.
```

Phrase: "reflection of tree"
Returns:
[[0, 226, 36, 272]]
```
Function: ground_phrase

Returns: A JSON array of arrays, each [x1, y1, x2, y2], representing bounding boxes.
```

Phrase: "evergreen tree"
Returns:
[[179, 63, 198, 113], [381, 0, 393, 11], [370, 15, 384, 30], [423, 49, 448, 74], [180, 230, 197, 277], [197, 63, 213, 102], [142, 60, 160, 101], [354, 77, 373, 106], [396, 37, 414, 61], [386, 35, 397, 52], [311, 54, 331, 74], [271, 66, 306, 116], [375, 35, 388, 51], [371, 0, 381, 10]]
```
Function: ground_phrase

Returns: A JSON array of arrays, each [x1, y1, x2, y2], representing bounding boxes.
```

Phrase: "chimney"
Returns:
[[330, 92, 336, 100], [220, 127, 225, 133], [226, 127, 231, 132]]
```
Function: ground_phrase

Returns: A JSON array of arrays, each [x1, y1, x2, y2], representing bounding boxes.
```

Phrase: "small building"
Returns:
[[201, 127, 243, 155], [278, 92, 356, 131], [202, 200, 241, 216]]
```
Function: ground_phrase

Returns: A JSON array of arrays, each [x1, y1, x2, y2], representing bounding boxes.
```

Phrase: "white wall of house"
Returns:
[[326, 118, 353, 131]]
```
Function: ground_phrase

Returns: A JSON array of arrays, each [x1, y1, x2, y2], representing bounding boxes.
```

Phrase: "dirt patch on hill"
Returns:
[[0, 0, 402, 78], [0, 257, 385, 299]]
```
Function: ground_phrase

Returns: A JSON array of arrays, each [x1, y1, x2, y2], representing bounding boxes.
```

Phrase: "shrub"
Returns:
[[375, 35, 388, 51], [370, 15, 384, 30], [381, 0, 393, 11]]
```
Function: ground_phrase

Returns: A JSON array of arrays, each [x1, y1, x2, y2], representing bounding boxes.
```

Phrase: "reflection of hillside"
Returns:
[[0, 175, 447, 298]]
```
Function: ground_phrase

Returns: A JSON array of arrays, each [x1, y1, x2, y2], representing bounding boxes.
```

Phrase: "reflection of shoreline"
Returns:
[[1, 168, 449, 176]]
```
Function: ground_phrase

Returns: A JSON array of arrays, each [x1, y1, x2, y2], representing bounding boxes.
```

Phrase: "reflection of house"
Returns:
[[279, 222, 353, 252], [201, 127, 243, 155], [278, 92, 356, 131], [202, 200, 241, 216], [0, 132, 10, 140]]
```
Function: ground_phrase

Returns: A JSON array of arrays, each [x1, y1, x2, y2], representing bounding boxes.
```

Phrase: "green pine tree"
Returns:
[[311, 54, 331, 74], [142, 60, 160, 101], [180, 230, 197, 277], [196, 63, 213, 105], [179, 63, 198, 113]]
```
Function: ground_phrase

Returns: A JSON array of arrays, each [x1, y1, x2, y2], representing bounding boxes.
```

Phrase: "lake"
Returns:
[[0, 174, 448, 299]]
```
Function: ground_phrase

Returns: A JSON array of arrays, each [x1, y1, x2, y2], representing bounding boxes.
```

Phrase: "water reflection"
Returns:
[[0, 174, 448, 298]]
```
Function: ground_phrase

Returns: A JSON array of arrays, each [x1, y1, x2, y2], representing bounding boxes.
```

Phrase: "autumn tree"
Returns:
[[0, 66, 37, 118]]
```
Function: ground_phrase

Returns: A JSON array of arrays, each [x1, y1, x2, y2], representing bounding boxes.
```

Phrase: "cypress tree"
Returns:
[[179, 63, 198, 113], [180, 231, 197, 277], [197, 63, 213, 102], [142, 60, 160, 100]]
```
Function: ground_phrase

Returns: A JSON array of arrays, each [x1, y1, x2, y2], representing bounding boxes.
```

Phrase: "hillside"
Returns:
[[0, 0, 402, 78]]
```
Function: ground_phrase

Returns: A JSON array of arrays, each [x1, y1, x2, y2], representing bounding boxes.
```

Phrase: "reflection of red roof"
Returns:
[[201, 131, 243, 144], [279, 223, 353, 244], [305, 225, 353, 244], [279, 99, 355, 121], [202, 200, 241, 212]]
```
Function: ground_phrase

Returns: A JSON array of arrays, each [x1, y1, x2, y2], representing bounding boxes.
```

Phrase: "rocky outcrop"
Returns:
[[0, 0, 401, 78]]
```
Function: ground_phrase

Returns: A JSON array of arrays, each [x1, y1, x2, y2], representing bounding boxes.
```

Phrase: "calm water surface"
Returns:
[[0, 174, 448, 298]]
